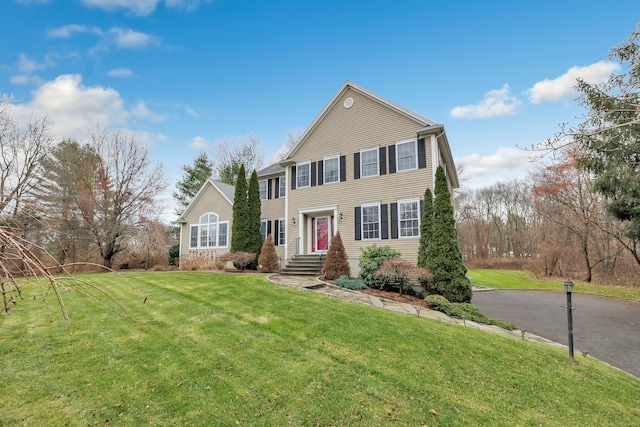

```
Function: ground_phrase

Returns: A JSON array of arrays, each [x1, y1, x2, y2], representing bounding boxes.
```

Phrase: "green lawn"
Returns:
[[468, 269, 640, 301], [1, 272, 639, 426]]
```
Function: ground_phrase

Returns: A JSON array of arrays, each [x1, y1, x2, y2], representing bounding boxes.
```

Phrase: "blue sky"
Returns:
[[2, 0, 639, 220]]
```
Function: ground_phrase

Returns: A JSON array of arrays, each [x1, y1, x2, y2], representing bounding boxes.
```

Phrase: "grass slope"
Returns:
[[468, 269, 640, 300], [1, 272, 639, 426]]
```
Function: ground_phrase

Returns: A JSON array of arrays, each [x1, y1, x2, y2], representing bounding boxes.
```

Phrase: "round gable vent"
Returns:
[[343, 97, 354, 109]]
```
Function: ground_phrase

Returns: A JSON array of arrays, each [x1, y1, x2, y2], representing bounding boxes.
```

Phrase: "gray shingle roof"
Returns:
[[257, 163, 285, 177], [211, 180, 235, 202]]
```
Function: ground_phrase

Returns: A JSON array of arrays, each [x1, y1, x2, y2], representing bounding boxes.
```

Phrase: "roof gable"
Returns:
[[285, 81, 437, 160], [176, 179, 234, 223]]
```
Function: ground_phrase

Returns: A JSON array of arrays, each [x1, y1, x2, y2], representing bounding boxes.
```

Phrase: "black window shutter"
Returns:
[[318, 160, 324, 186], [267, 178, 273, 199], [311, 162, 317, 187], [418, 138, 427, 169], [267, 220, 272, 238], [388, 145, 396, 174], [274, 177, 280, 198], [381, 204, 389, 240], [340, 155, 346, 182], [291, 166, 296, 190], [420, 200, 424, 218], [379, 147, 387, 176], [354, 207, 361, 240], [273, 220, 279, 245], [390, 202, 398, 239], [354, 152, 360, 180]]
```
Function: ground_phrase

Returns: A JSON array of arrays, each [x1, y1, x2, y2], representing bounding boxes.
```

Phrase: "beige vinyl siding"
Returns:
[[260, 178, 286, 259], [286, 87, 438, 268], [179, 182, 234, 259]]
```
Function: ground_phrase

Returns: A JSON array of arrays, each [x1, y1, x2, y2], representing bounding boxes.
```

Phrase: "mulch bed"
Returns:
[[359, 289, 429, 308]]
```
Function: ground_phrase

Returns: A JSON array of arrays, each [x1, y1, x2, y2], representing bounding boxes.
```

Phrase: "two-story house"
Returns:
[[177, 81, 459, 274]]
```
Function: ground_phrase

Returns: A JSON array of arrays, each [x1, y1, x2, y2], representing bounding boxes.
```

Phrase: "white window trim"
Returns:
[[360, 148, 379, 178], [278, 217, 286, 245], [259, 180, 268, 201], [278, 176, 286, 197], [296, 161, 311, 189], [323, 155, 340, 184], [398, 198, 420, 239], [396, 138, 418, 172], [361, 202, 381, 241], [260, 219, 269, 241], [189, 213, 229, 249]]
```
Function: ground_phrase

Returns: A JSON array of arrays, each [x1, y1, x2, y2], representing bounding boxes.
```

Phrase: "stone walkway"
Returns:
[[266, 274, 564, 350]]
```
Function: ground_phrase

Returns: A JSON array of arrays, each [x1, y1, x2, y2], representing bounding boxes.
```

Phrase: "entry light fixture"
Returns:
[[291, 217, 297, 225]]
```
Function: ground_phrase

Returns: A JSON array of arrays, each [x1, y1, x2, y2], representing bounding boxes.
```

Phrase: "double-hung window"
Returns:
[[324, 156, 339, 184], [296, 162, 310, 188], [362, 204, 380, 240], [396, 139, 417, 171], [259, 180, 268, 200], [278, 177, 286, 197], [398, 200, 419, 238], [260, 220, 268, 241], [190, 213, 229, 248], [361, 148, 379, 178]]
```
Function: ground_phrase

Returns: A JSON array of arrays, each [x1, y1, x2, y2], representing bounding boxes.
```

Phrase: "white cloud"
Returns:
[[17, 53, 46, 74], [108, 27, 157, 49], [190, 136, 209, 150], [81, 0, 160, 15], [184, 106, 199, 117], [456, 147, 541, 188], [450, 84, 521, 119], [10, 75, 45, 86], [527, 61, 620, 104], [79, 0, 212, 15], [131, 101, 165, 122], [47, 24, 102, 39], [108, 68, 134, 78], [9, 75, 128, 140]]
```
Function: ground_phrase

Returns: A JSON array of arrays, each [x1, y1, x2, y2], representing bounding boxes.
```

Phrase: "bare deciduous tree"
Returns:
[[0, 99, 54, 216], [210, 133, 264, 185], [78, 127, 168, 268]]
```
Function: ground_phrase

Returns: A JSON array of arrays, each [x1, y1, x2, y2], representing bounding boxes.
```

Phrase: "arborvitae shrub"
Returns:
[[258, 234, 280, 273], [321, 232, 350, 281]]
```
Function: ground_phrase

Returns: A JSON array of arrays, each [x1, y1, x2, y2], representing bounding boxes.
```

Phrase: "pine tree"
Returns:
[[258, 234, 280, 273], [246, 169, 263, 269], [173, 152, 214, 215], [417, 187, 433, 269], [230, 164, 249, 253], [426, 165, 472, 303], [321, 232, 351, 281]]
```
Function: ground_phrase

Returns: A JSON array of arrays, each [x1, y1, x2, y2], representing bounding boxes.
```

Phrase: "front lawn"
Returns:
[[468, 269, 640, 301], [1, 272, 638, 425]]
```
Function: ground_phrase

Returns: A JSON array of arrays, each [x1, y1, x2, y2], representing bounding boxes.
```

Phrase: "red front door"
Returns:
[[315, 216, 330, 253]]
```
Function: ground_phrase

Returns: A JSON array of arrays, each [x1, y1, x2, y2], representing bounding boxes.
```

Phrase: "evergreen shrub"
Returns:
[[333, 275, 368, 290], [358, 245, 401, 289]]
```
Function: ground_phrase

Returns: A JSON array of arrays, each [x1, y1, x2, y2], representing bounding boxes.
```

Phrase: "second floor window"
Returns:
[[259, 180, 268, 200], [396, 139, 417, 171], [324, 156, 339, 184], [361, 148, 379, 178], [296, 162, 310, 188], [279, 176, 286, 197]]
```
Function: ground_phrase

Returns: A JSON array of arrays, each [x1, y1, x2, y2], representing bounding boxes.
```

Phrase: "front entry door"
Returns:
[[314, 216, 330, 253]]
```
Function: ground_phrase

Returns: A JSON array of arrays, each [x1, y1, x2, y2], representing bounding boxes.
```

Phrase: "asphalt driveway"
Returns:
[[472, 290, 640, 378]]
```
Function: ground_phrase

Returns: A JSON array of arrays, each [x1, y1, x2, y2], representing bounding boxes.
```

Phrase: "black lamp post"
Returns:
[[563, 279, 575, 360]]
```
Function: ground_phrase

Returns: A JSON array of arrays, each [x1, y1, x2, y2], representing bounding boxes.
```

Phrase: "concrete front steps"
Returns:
[[280, 254, 326, 276]]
